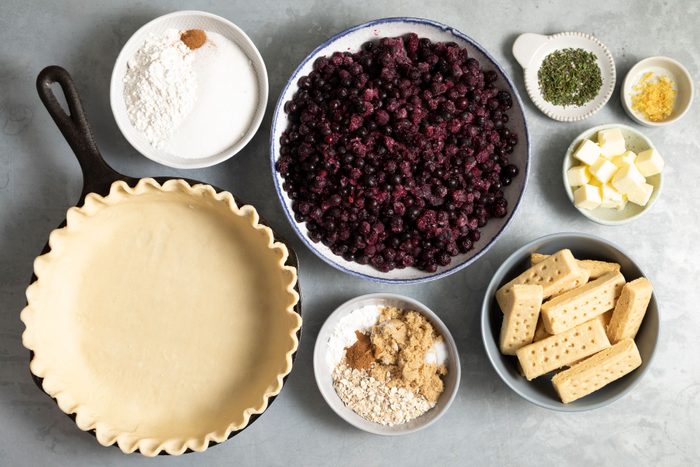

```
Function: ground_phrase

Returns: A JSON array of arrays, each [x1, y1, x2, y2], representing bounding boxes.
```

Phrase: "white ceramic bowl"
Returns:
[[621, 56, 694, 126], [271, 17, 530, 284], [481, 233, 659, 412], [110, 10, 268, 169], [562, 124, 663, 225], [313, 293, 460, 435], [512, 32, 616, 122]]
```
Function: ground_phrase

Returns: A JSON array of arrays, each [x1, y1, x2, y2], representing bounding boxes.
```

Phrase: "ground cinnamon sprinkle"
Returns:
[[345, 331, 375, 370], [181, 29, 207, 50]]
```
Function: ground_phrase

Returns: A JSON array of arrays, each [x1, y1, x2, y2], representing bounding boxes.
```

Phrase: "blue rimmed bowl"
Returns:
[[270, 17, 530, 283]]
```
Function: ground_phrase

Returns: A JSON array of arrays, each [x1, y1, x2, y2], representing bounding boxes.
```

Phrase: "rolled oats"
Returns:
[[332, 363, 434, 426]]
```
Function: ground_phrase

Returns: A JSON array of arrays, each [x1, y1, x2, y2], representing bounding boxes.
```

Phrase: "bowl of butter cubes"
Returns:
[[562, 124, 664, 225]]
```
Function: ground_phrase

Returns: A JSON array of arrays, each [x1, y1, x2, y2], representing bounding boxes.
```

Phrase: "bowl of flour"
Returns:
[[110, 10, 268, 168]]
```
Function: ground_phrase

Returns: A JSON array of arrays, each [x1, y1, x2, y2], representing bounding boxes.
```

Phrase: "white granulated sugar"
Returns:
[[123, 29, 196, 149], [424, 339, 448, 365], [165, 31, 258, 159]]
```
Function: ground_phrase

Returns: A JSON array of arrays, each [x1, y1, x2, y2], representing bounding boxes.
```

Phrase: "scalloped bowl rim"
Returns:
[[519, 32, 616, 122]]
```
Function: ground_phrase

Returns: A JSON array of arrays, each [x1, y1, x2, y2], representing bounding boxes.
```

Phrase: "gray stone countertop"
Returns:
[[1, 0, 698, 465]]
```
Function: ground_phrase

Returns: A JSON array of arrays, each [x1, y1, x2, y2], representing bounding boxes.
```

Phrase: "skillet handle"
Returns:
[[36, 66, 121, 200]]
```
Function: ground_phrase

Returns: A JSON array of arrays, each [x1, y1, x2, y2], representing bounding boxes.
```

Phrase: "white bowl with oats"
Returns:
[[313, 293, 460, 435], [110, 10, 268, 169]]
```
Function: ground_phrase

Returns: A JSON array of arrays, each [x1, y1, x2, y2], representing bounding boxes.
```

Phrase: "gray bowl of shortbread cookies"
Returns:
[[481, 232, 659, 411]]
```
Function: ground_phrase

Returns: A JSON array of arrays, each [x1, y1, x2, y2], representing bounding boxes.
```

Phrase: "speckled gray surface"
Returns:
[[1, 1, 698, 465]]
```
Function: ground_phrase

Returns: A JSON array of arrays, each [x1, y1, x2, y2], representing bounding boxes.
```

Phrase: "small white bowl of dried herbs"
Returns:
[[512, 32, 616, 122]]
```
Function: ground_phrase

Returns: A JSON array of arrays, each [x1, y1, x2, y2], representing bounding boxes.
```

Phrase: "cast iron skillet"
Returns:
[[29, 65, 303, 455]]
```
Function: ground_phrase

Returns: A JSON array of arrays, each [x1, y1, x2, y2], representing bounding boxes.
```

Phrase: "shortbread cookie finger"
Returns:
[[596, 310, 613, 328], [568, 311, 614, 366], [541, 271, 625, 334], [530, 252, 549, 265], [533, 317, 550, 342], [497, 250, 586, 311], [607, 278, 653, 343], [516, 319, 611, 380], [578, 260, 622, 280], [530, 253, 620, 280], [552, 338, 642, 403], [499, 284, 544, 355]]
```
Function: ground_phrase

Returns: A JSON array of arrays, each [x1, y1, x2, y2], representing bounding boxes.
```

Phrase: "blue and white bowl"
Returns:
[[270, 17, 530, 283]]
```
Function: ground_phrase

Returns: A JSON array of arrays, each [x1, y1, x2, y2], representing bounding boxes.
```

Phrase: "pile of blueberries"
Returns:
[[276, 34, 519, 273]]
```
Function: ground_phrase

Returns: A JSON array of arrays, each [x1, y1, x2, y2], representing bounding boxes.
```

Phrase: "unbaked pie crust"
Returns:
[[20, 178, 301, 456]]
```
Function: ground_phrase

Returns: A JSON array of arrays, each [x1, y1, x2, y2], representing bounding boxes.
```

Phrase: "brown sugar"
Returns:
[[181, 29, 207, 50], [345, 331, 375, 370], [368, 307, 447, 403]]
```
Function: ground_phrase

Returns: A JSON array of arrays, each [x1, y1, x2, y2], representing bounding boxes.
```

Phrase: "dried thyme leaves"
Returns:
[[537, 48, 602, 107]]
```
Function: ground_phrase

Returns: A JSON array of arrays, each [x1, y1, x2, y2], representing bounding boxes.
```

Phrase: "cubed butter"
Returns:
[[612, 163, 645, 194], [627, 182, 654, 206], [597, 128, 627, 158], [567, 165, 590, 187], [600, 183, 624, 209], [589, 178, 603, 188], [573, 139, 602, 165], [612, 151, 636, 167], [589, 158, 618, 183], [635, 148, 664, 177], [617, 195, 629, 211], [617, 195, 628, 211], [574, 184, 602, 210]]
